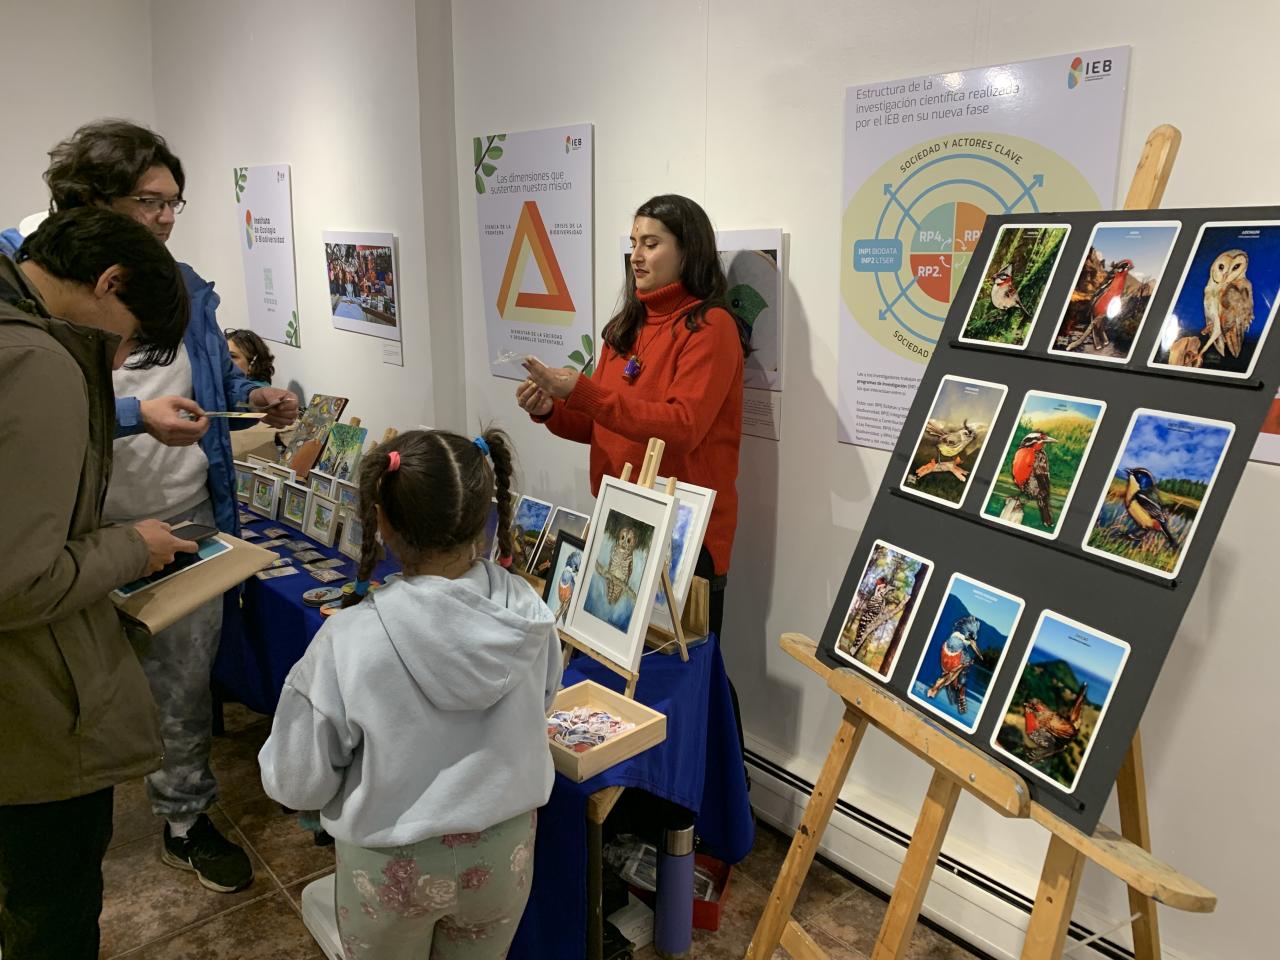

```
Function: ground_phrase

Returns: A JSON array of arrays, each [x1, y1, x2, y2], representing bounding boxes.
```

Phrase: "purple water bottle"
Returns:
[[653, 825, 694, 958]]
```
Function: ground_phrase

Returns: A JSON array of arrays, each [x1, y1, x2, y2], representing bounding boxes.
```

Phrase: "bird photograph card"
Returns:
[[1049, 221, 1181, 363], [528, 506, 591, 581], [508, 495, 554, 573], [1081, 409, 1234, 579], [901, 375, 1009, 508], [991, 610, 1130, 793], [959, 224, 1071, 350], [831, 540, 934, 681], [1148, 221, 1280, 379], [649, 478, 716, 634], [565, 476, 676, 673], [981, 391, 1106, 539], [314, 422, 368, 482], [541, 531, 585, 626], [907, 573, 1024, 734]]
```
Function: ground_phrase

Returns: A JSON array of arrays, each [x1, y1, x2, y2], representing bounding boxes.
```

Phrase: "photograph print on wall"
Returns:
[[960, 224, 1070, 349], [907, 574, 1024, 734], [832, 540, 934, 681], [992, 610, 1130, 793], [901, 376, 1008, 508], [1081, 409, 1234, 579], [324, 231, 401, 342]]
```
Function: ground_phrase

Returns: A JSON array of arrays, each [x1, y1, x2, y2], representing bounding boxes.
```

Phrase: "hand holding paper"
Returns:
[[521, 356, 579, 400], [141, 395, 208, 446]]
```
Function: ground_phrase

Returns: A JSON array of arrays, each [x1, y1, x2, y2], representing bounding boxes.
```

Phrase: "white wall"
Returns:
[[451, 2, 1280, 958], [147, 0, 449, 441], [0, 0, 155, 226]]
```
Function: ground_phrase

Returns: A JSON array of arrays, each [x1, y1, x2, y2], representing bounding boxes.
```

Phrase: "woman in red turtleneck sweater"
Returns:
[[516, 194, 749, 640]]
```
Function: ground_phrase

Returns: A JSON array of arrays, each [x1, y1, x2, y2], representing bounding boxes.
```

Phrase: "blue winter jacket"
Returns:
[[0, 227, 254, 535]]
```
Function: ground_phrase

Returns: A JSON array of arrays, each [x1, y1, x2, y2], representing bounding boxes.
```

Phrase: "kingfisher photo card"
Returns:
[[907, 573, 1024, 734], [1049, 221, 1181, 363], [1082, 409, 1234, 579], [959, 224, 1071, 349], [991, 610, 1130, 793], [1148, 221, 1280, 379], [831, 540, 934, 681], [982, 391, 1106, 539], [901, 376, 1009, 508]]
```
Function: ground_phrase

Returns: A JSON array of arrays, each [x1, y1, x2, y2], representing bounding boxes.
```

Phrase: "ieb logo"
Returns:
[[244, 210, 253, 248], [565, 135, 583, 154], [1068, 55, 1113, 88], [1067, 57, 1083, 89]]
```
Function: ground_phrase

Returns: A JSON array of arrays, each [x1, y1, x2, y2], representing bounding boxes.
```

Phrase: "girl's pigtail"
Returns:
[[486, 428, 515, 564], [342, 447, 390, 607]]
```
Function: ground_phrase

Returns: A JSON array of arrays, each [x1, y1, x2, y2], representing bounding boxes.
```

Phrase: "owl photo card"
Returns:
[[1082, 409, 1234, 579], [907, 574, 1024, 735], [901, 375, 1009, 508], [527, 506, 590, 581], [564, 476, 677, 673], [650, 478, 716, 634], [831, 540, 934, 681], [981, 391, 1106, 540], [991, 610, 1130, 794], [508, 495, 554, 572], [1149, 222, 1280, 379], [1049, 221, 1181, 363], [541, 531, 585, 626], [959, 224, 1071, 350]]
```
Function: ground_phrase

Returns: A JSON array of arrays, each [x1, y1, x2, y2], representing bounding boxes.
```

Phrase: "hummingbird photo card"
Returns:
[[907, 573, 1024, 735], [1148, 221, 1280, 379], [831, 540, 934, 681], [1049, 221, 1181, 364], [981, 391, 1107, 540], [1081, 409, 1234, 579], [991, 610, 1130, 794], [901, 375, 1008, 508], [959, 224, 1071, 350]]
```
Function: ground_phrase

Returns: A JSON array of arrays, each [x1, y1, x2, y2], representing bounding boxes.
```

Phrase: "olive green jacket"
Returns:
[[0, 257, 162, 805]]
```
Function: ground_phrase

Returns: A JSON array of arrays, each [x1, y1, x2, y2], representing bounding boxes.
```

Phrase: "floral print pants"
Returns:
[[335, 810, 536, 960]]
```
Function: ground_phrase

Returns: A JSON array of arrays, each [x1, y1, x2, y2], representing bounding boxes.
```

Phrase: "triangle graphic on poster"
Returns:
[[496, 201, 576, 325]]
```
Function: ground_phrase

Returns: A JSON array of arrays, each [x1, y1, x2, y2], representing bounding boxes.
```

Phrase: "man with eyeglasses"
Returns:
[[0, 120, 299, 896]]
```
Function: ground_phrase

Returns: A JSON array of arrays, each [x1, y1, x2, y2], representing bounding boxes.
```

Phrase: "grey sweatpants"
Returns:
[[138, 499, 224, 820]]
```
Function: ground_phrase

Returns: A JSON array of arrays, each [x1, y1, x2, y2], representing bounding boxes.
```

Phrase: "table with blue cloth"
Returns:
[[215, 514, 754, 960]]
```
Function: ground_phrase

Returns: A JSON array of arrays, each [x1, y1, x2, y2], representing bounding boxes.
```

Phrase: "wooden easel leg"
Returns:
[[745, 707, 868, 959], [1117, 729, 1162, 960], [870, 771, 962, 960], [1021, 834, 1086, 959]]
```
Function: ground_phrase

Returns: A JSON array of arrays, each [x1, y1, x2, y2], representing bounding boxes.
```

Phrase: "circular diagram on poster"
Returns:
[[843, 132, 1099, 363]]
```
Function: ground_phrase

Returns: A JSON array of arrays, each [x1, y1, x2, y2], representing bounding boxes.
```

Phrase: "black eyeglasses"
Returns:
[[126, 196, 187, 214]]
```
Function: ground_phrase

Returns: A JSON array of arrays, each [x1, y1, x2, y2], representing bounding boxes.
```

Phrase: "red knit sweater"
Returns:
[[539, 282, 744, 574]]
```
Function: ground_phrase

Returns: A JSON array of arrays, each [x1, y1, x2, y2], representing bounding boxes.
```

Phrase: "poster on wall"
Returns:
[[475, 123, 594, 380], [837, 48, 1129, 449], [322, 231, 401, 343], [234, 164, 300, 347]]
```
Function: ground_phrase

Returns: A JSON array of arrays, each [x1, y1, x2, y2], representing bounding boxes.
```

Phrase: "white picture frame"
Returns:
[[309, 469, 338, 499], [245, 454, 277, 471], [335, 479, 360, 518], [338, 509, 364, 561], [233, 460, 256, 504], [563, 476, 677, 674], [526, 505, 591, 581], [649, 477, 716, 633], [303, 493, 341, 548], [263, 463, 296, 484], [278, 481, 312, 533], [247, 472, 282, 520]]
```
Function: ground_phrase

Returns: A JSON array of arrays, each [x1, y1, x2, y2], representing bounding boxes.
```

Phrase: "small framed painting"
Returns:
[[527, 506, 591, 581], [337, 510, 364, 561], [245, 454, 277, 471], [248, 472, 282, 521], [541, 531, 586, 626], [650, 478, 716, 634], [233, 460, 256, 504], [335, 479, 360, 518], [279, 481, 311, 532], [309, 469, 338, 499], [263, 463, 296, 484], [303, 493, 340, 548]]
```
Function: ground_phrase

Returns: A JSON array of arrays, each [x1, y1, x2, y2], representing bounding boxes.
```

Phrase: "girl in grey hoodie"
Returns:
[[259, 428, 562, 959]]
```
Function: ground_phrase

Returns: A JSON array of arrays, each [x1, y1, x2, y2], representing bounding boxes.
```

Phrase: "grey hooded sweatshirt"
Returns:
[[259, 560, 562, 846]]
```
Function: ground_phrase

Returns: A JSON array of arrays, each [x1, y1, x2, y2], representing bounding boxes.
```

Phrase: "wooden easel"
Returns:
[[746, 125, 1215, 960]]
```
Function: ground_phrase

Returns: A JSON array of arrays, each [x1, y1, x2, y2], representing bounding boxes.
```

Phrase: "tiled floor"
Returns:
[[99, 704, 986, 959]]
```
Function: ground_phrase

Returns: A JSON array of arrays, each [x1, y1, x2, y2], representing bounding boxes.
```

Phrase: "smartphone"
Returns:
[[170, 522, 219, 543]]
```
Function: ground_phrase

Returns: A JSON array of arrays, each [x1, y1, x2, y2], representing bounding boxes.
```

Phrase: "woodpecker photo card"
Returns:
[[959, 224, 1071, 350], [907, 573, 1024, 735], [1049, 221, 1181, 363], [1148, 221, 1280, 379], [982, 391, 1106, 540], [1082, 409, 1234, 579], [832, 540, 934, 681], [992, 610, 1130, 793], [901, 376, 1008, 508]]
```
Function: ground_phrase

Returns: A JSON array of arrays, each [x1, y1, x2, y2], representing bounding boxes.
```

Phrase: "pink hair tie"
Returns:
[[387, 450, 401, 473], [498, 554, 513, 568]]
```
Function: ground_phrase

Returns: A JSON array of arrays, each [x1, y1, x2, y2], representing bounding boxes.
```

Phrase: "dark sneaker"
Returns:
[[161, 814, 254, 892]]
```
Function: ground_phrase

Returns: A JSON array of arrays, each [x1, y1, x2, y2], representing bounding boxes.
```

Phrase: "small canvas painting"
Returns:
[[960, 224, 1070, 349], [528, 506, 590, 581], [284, 394, 348, 464], [583, 509, 656, 634], [907, 574, 1024, 733], [542, 532, 585, 625], [315, 423, 368, 482], [901, 376, 1008, 508], [509, 496, 553, 572], [832, 540, 933, 680], [992, 611, 1130, 793]]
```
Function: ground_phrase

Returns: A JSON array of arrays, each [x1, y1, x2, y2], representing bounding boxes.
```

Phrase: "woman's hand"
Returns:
[[521, 356, 579, 400], [515, 378, 554, 417]]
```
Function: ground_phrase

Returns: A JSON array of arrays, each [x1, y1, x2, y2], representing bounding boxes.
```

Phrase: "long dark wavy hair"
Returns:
[[601, 195, 751, 358]]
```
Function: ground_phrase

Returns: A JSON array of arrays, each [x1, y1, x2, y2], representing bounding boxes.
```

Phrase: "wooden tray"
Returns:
[[548, 680, 667, 783]]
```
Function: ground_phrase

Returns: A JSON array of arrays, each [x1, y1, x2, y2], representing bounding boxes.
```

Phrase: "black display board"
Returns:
[[818, 206, 1280, 831]]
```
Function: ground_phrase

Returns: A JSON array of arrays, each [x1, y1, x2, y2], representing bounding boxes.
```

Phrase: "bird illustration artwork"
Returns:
[[1006, 431, 1058, 527], [1121, 466, 1180, 550], [989, 264, 1031, 319], [926, 614, 982, 715], [847, 576, 891, 658], [727, 283, 768, 334], [1070, 259, 1132, 351], [1167, 335, 1204, 368], [603, 526, 637, 604], [555, 552, 582, 624], [914, 418, 987, 482], [1021, 684, 1088, 762], [509, 524, 529, 571], [1200, 249, 1253, 361]]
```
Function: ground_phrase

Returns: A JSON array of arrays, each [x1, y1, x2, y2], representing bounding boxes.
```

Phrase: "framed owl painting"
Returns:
[[563, 476, 678, 674]]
